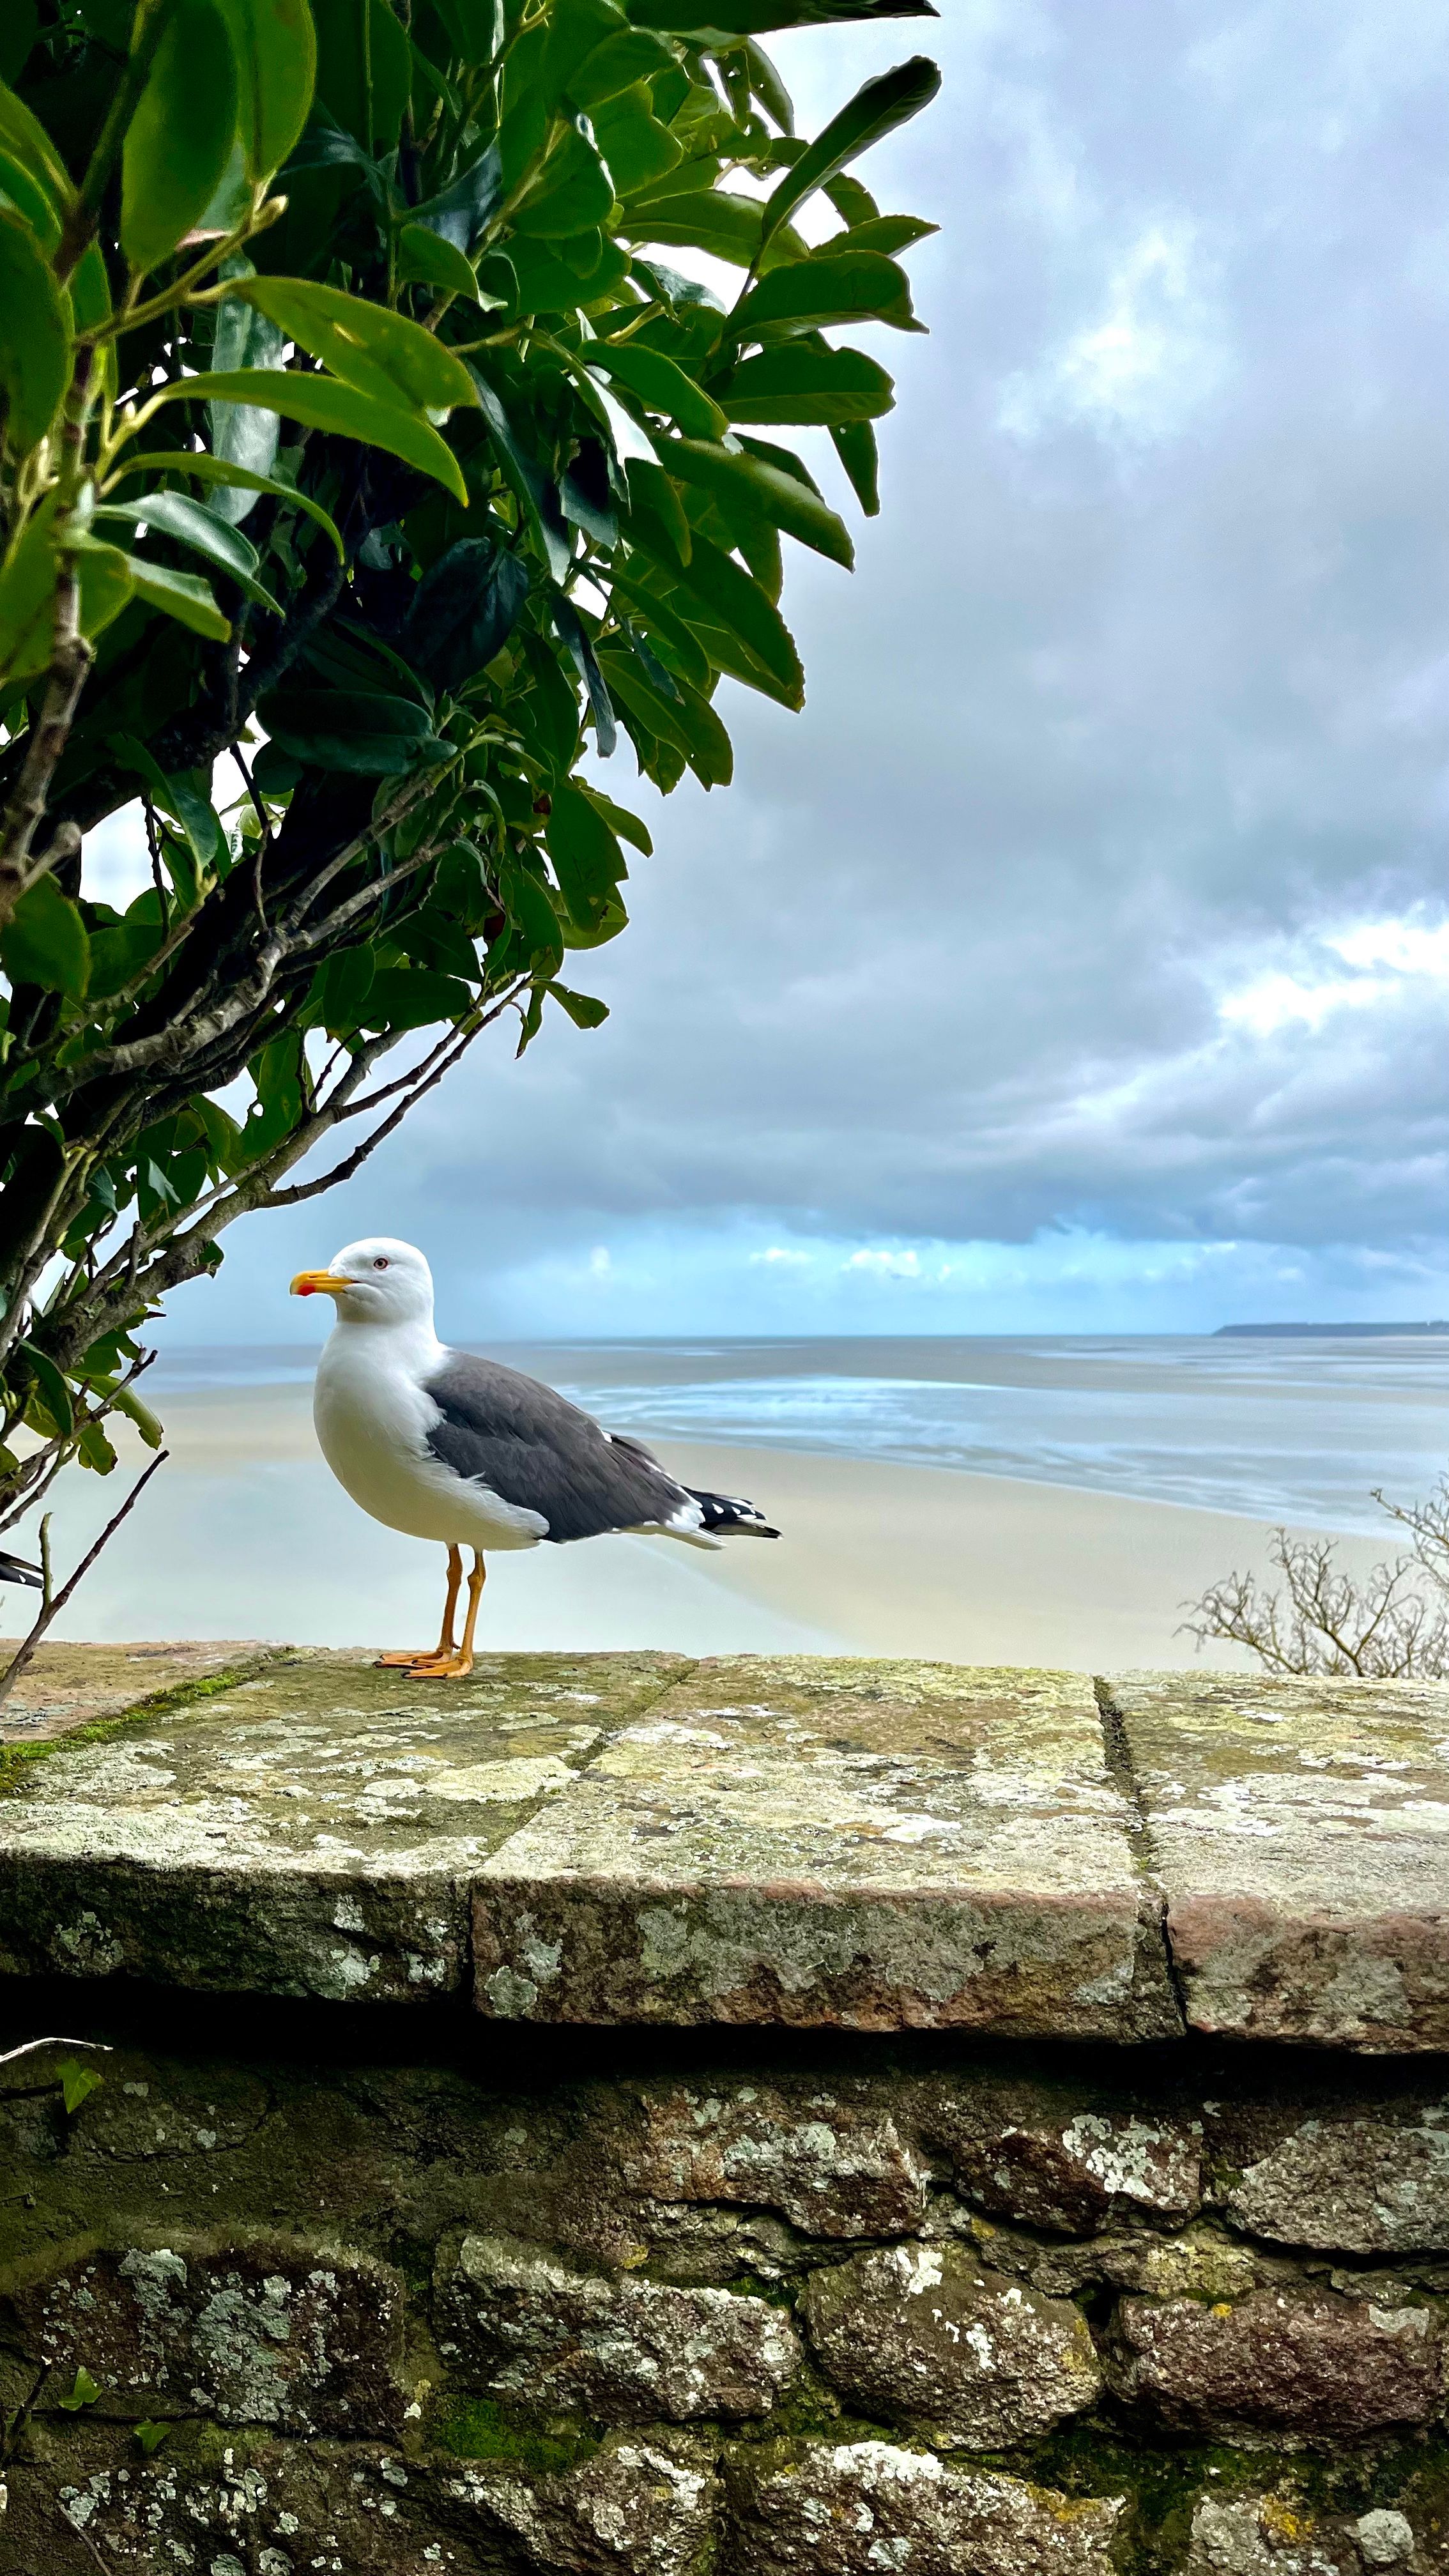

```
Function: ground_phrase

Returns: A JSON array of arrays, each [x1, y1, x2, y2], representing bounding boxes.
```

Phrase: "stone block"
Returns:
[[723, 2442, 1124, 2576], [930, 2089, 1200, 2235], [39, 2443, 464, 2573], [618, 2082, 930, 2237], [0, 1651, 685, 2001], [1184, 2493, 1367, 2576], [475, 1659, 1179, 2035], [437, 2231, 802, 2421], [1110, 2287, 1441, 2435], [17, 2238, 404, 2434], [1105, 1671, 1449, 2049], [447, 2439, 717, 2574], [1225, 2112, 1449, 2254], [801, 2241, 1101, 2445]]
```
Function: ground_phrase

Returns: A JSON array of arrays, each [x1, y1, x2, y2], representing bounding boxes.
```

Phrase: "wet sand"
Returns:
[[15, 1384, 1396, 1671]]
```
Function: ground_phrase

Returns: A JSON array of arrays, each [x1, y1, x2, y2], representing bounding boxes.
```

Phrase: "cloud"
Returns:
[[121, 1, 1449, 1342]]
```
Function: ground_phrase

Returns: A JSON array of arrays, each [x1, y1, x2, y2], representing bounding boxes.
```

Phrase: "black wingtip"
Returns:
[[0, 1552, 43, 1588]]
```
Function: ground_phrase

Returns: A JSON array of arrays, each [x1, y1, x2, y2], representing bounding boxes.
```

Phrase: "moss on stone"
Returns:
[[429, 2391, 601, 2474]]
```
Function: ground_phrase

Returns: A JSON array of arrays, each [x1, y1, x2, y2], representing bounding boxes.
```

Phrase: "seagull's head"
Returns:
[[290, 1237, 435, 1326]]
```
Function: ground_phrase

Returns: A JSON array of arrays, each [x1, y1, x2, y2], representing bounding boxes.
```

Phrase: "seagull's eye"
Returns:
[[372, 1257, 390, 1269]]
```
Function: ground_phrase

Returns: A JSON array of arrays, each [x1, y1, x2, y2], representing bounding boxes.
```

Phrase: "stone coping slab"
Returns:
[[472, 1659, 1179, 2037], [1104, 1669, 1449, 2051], [0, 1637, 280, 1743], [3, 1648, 1449, 2044], [0, 1649, 690, 2004]]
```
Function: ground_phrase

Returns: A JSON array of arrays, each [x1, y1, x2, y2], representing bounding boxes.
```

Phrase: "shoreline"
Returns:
[[14, 1384, 1401, 1670]]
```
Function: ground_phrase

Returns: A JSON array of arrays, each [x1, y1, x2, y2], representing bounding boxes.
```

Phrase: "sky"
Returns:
[[90, 0, 1449, 1343]]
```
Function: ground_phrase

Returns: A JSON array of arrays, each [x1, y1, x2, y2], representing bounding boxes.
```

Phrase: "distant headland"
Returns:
[[1216, 1321, 1449, 1337]]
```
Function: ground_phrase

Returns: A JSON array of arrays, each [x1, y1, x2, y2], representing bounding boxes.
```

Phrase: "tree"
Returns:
[[1181, 1481, 1449, 1678], [0, 0, 940, 1611]]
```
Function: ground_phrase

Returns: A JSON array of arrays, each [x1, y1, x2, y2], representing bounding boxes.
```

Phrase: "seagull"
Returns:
[[290, 1236, 779, 1678]]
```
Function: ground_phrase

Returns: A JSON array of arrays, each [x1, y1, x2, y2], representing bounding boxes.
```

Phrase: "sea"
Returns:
[[150, 1331, 1449, 1536]]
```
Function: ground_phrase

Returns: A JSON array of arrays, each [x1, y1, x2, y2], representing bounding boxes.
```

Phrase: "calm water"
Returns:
[[150, 1333, 1449, 1534]]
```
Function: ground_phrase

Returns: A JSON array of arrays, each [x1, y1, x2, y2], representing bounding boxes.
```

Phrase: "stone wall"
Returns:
[[6, 2016, 1449, 2574], [3, 1648, 1449, 2574]]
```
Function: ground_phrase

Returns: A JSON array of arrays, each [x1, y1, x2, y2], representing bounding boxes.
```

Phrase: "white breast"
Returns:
[[313, 1327, 546, 1551]]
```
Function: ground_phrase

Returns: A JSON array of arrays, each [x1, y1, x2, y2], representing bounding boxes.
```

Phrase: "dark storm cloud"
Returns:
[[204, 1, 1449, 1329]]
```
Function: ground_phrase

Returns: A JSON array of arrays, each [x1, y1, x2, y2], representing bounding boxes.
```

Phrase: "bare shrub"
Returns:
[[1181, 1480, 1449, 1678]]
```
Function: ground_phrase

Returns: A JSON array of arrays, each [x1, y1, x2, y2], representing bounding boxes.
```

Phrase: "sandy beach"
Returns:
[[8, 1381, 1397, 1672]]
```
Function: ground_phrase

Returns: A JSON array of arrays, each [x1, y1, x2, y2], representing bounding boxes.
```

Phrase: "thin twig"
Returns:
[[0, 1451, 168, 1706], [57, 2500, 114, 2576], [0, 2037, 111, 2070], [230, 744, 271, 930]]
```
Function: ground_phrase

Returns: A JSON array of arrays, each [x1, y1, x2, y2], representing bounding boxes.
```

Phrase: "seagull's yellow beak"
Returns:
[[290, 1270, 349, 1299]]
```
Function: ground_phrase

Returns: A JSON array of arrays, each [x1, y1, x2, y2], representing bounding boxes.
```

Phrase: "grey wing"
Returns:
[[423, 1354, 700, 1544]]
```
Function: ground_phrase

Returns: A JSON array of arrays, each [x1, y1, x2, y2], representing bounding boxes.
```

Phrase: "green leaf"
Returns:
[[110, 1384, 165, 1448], [487, 233, 628, 316], [546, 778, 626, 929], [1, 874, 91, 997], [833, 211, 937, 255], [231, 278, 478, 415], [116, 453, 346, 560], [208, 273, 286, 516], [548, 979, 608, 1028], [599, 642, 732, 786], [0, 498, 132, 683], [665, 528, 802, 702], [402, 536, 529, 693], [0, 146, 60, 255], [762, 54, 940, 246], [466, 366, 571, 581], [569, 27, 675, 105], [125, 556, 232, 642], [107, 734, 224, 872], [618, 187, 770, 266], [19, 1338, 75, 1432], [719, 342, 894, 424], [610, 562, 710, 687], [593, 88, 682, 196], [135, 2421, 171, 2457], [58, 2057, 104, 2113], [59, 2367, 101, 2412], [410, 144, 505, 252], [498, 857, 566, 972], [0, 206, 71, 456], [398, 223, 496, 305], [580, 784, 652, 855], [742, 35, 793, 132], [121, 0, 240, 276], [585, 341, 725, 440], [215, 0, 317, 181], [0, 75, 75, 222], [151, 372, 469, 503], [96, 491, 280, 615], [309, 942, 376, 1031], [312, 0, 412, 151], [724, 248, 918, 341], [363, 965, 471, 1029], [622, 456, 690, 567], [256, 686, 449, 772], [513, 126, 616, 238], [551, 593, 616, 756], [831, 417, 879, 514], [652, 434, 852, 567]]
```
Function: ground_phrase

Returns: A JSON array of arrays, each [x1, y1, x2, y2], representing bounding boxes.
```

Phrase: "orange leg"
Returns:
[[376, 1544, 462, 1670], [403, 1549, 484, 1682]]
